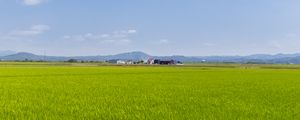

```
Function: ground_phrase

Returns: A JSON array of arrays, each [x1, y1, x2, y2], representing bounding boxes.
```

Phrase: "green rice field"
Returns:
[[0, 62, 299, 119]]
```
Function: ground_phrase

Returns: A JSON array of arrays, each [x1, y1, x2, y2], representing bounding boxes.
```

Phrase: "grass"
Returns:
[[0, 62, 299, 119]]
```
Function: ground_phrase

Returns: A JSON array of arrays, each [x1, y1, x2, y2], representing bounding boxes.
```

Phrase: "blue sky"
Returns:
[[0, 0, 300, 56]]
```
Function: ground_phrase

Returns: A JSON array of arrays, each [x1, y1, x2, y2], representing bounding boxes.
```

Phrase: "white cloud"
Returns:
[[0, 25, 50, 41], [31, 25, 50, 31], [23, 0, 46, 5], [112, 29, 137, 38], [10, 25, 50, 36], [63, 35, 71, 39], [159, 39, 170, 44], [203, 43, 215, 47], [100, 34, 110, 38], [119, 39, 131, 43], [63, 29, 137, 43], [285, 33, 297, 38], [268, 41, 283, 49], [128, 29, 137, 34], [63, 34, 100, 42]]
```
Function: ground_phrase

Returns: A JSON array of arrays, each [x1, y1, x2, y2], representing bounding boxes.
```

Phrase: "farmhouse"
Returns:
[[107, 59, 118, 64], [107, 59, 134, 64], [147, 58, 181, 65], [108, 59, 181, 65]]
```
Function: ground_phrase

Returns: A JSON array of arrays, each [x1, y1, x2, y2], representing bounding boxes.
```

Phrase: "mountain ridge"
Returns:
[[1, 51, 300, 64], [0, 50, 17, 56]]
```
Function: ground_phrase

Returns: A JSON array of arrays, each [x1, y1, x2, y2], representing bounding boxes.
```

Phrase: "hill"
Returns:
[[2, 51, 300, 64], [0, 50, 16, 56]]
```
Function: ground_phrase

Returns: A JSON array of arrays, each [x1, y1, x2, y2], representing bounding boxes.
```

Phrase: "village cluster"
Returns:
[[107, 58, 183, 65]]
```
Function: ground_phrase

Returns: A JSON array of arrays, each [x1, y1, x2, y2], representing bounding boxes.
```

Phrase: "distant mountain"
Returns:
[[3, 52, 40, 60], [105, 51, 150, 60], [0, 50, 16, 56], [0, 51, 151, 62], [2, 51, 300, 64], [154, 53, 300, 63], [244, 53, 300, 60]]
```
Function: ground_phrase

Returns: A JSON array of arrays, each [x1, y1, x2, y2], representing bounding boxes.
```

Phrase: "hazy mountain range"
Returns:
[[1, 51, 300, 64], [0, 50, 17, 56]]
